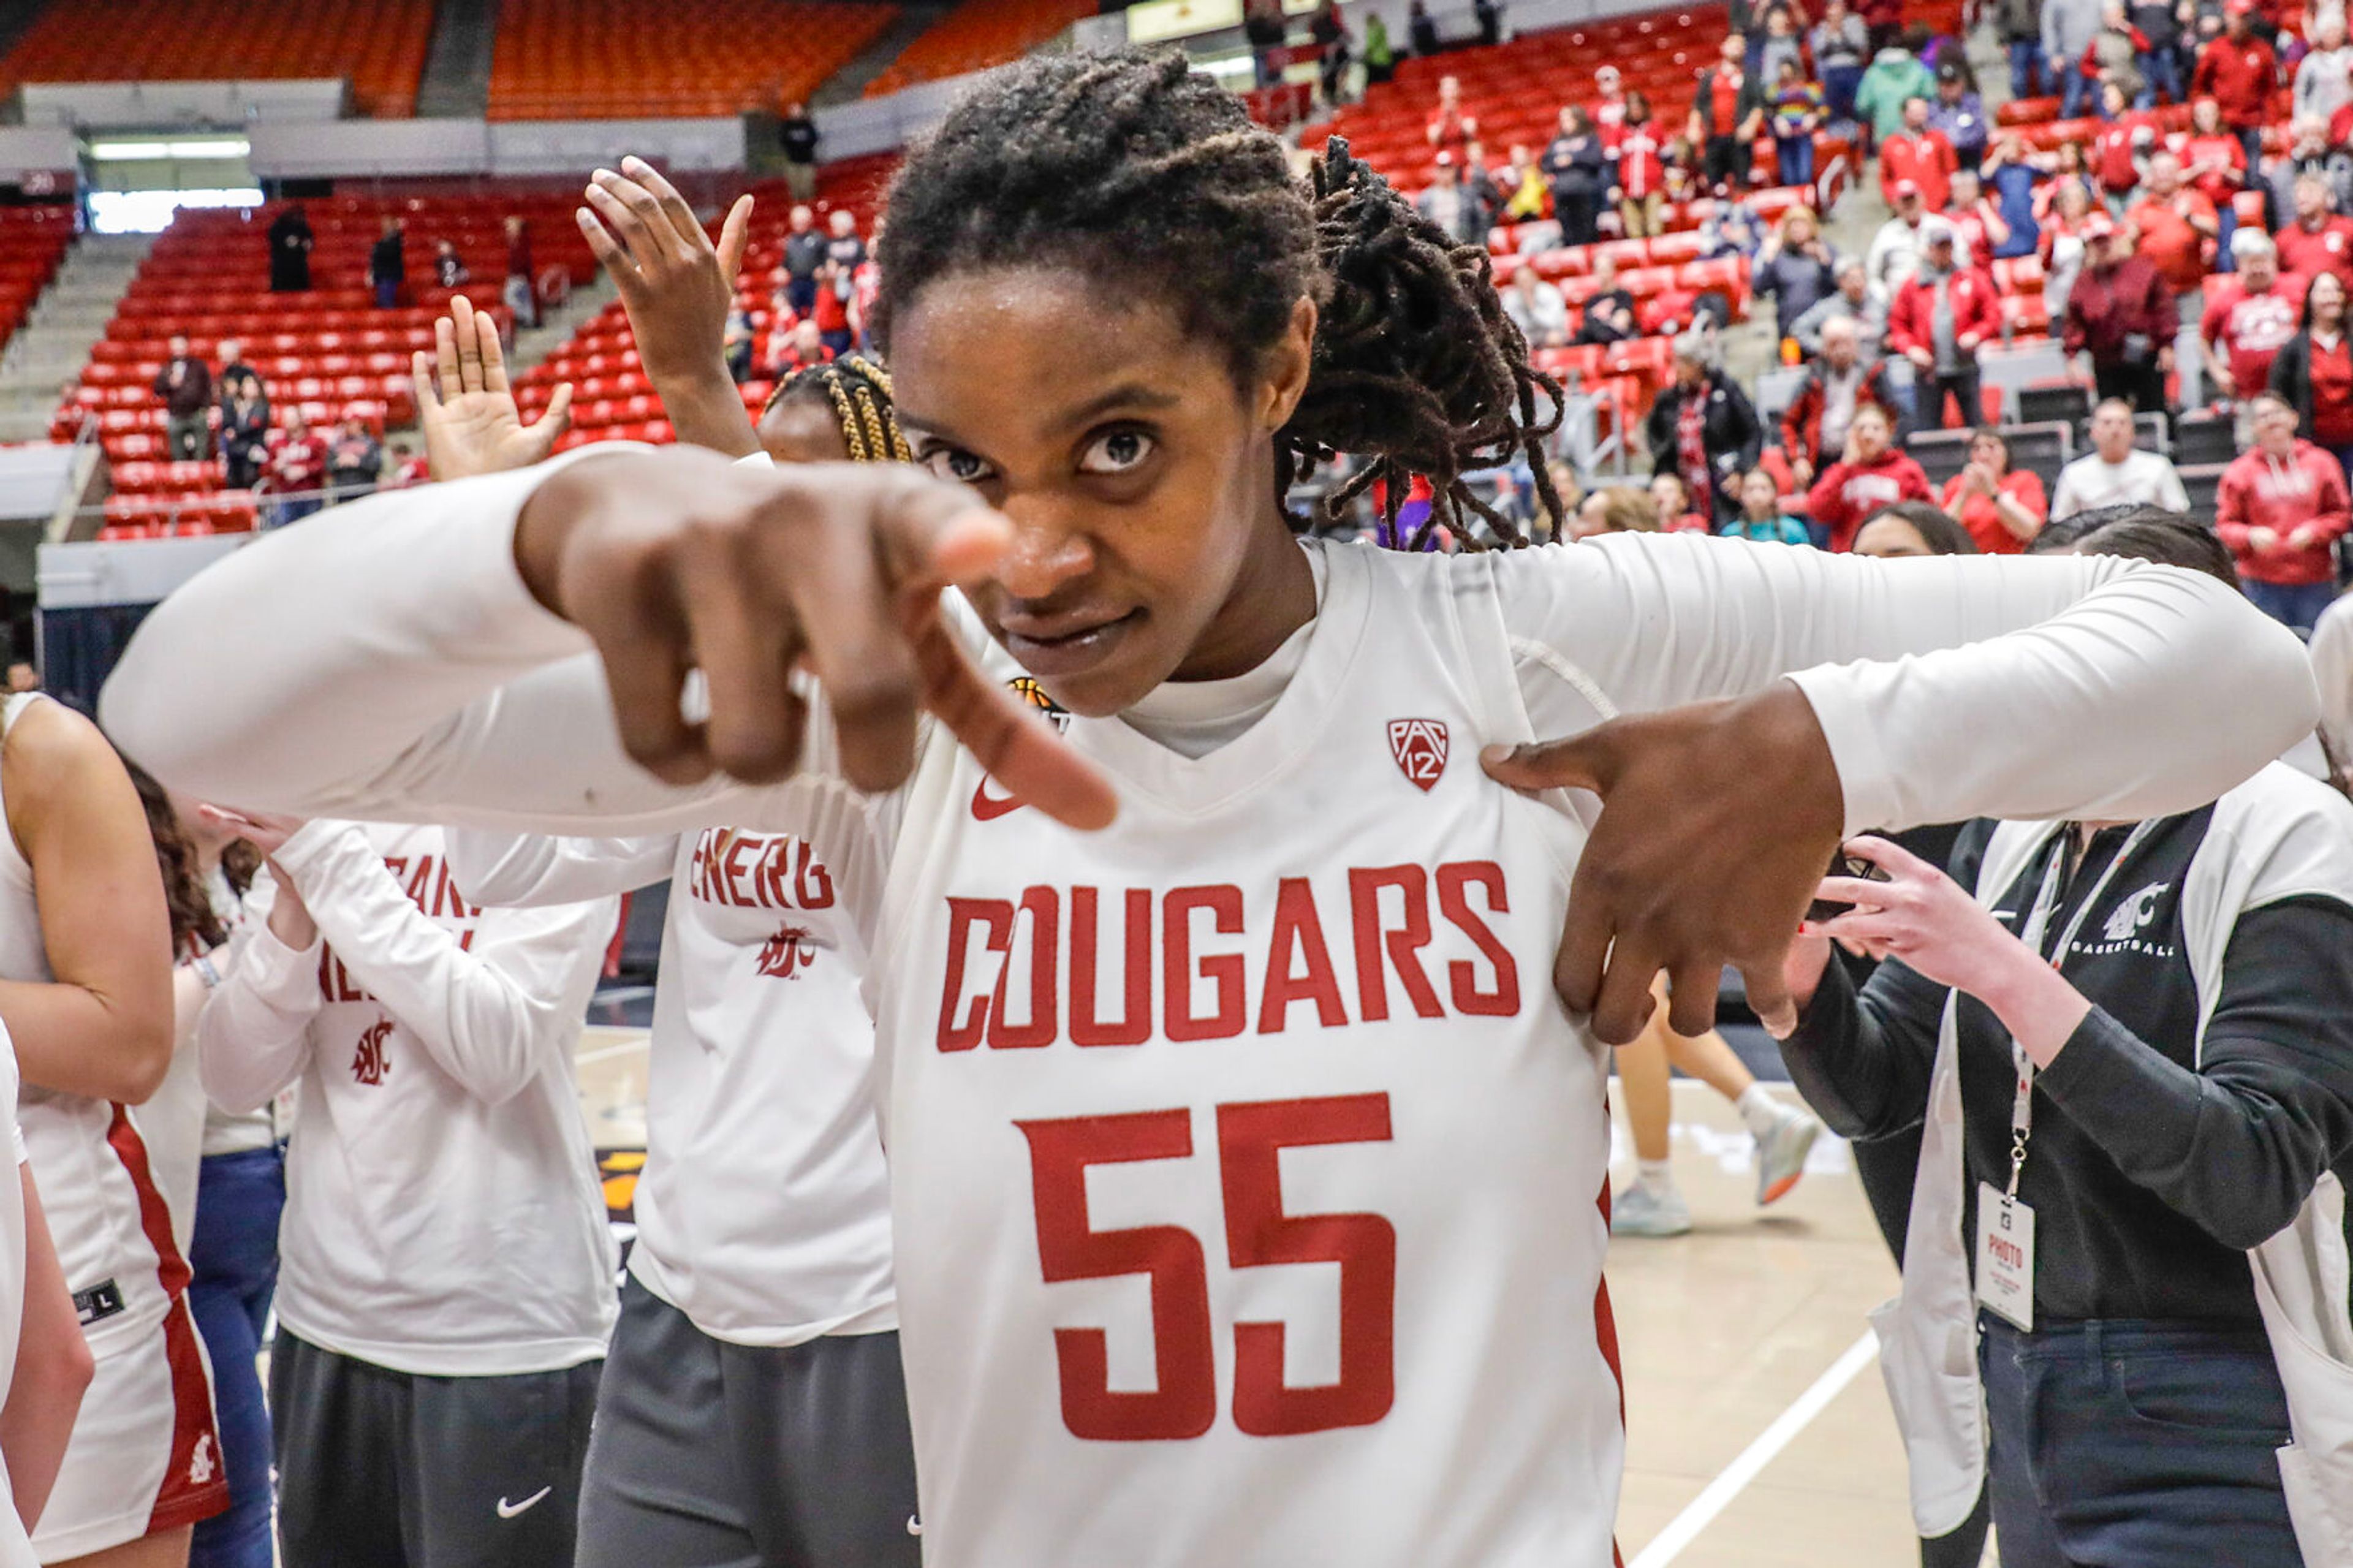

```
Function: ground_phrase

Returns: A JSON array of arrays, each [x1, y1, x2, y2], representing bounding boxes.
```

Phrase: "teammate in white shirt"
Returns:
[[192, 814, 618, 1568], [419, 278, 919, 1564], [2049, 398, 2194, 521], [0, 692, 221, 1568], [106, 55, 2319, 1568]]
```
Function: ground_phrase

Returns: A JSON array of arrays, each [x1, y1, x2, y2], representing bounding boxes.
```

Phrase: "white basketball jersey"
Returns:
[[876, 544, 1624, 1566], [0, 1030, 36, 1568], [0, 694, 186, 1360]]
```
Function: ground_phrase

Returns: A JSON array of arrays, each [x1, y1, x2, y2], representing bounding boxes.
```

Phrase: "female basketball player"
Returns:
[[3, 1039, 96, 1556], [423, 257, 923, 1566], [107, 53, 2317, 1567], [2, 691, 219, 1568]]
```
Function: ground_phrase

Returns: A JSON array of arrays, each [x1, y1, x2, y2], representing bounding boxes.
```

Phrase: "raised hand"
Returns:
[[1480, 685, 1845, 1043], [512, 447, 1117, 828], [411, 295, 573, 480], [577, 156, 760, 456]]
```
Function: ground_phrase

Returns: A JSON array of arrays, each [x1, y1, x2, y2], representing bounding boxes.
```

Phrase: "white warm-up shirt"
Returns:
[[2048, 448, 2193, 520], [104, 455, 2316, 1566], [196, 821, 619, 1376], [0, 1030, 34, 1568], [444, 825, 896, 1347]]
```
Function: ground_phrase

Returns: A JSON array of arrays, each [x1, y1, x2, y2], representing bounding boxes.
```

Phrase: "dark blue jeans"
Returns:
[[2243, 576, 2338, 635], [2009, 39, 2048, 97], [1979, 1316, 2303, 1568], [1776, 135, 1815, 191], [1822, 63, 1863, 121], [2058, 58, 2091, 118], [2135, 48, 2182, 105], [188, 1146, 286, 1568]]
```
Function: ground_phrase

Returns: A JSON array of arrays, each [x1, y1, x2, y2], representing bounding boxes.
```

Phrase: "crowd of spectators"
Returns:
[[722, 205, 882, 386]]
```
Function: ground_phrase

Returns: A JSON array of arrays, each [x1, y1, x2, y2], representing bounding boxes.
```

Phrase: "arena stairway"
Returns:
[[0, 233, 150, 445]]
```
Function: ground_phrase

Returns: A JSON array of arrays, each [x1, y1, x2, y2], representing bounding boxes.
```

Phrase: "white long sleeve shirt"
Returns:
[[197, 820, 620, 1376]]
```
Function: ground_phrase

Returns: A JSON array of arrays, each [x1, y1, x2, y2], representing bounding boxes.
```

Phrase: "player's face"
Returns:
[[889, 266, 1314, 718]]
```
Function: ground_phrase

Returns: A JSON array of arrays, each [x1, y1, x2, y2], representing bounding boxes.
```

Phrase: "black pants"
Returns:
[[2096, 358, 2167, 414], [271, 1333, 600, 1568], [1703, 132, 1746, 191], [1553, 184, 1599, 246], [1924, 366, 1984, 429]]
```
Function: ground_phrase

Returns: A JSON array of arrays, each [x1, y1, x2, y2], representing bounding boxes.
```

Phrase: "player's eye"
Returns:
[[1077, 428, 1154, 476], [920, 445, 995, 485]]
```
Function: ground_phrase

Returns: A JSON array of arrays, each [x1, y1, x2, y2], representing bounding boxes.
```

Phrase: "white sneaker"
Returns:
[[1754, 1107, 1823, 1206], [1611, 1183, 1692, 1237]]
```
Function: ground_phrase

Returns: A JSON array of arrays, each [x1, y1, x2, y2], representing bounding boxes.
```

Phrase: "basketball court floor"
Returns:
[[567, 1009, 1942, 1566]]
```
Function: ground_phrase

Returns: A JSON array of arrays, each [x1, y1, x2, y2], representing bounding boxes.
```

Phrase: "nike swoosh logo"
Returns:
[[497, 1487, 553, 1520], [970, 776, 1025, 822], [907, 1515, 923, 1536]]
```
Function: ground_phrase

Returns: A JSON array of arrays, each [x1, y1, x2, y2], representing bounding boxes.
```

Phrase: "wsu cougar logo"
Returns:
[[756, 924, 817, 979], [2102, 882, 2169, 943], [188, 1433, 216, 1487], [1387, 719, 1449, 792], [351, 1017, 392, 1086]]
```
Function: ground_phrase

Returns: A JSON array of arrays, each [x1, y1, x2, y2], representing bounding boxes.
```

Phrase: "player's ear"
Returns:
[[1257, 296, 1318, 433]]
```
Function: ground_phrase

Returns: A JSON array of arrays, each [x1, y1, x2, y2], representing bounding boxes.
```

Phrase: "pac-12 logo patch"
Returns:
[[1387, 719, 1448, 792]]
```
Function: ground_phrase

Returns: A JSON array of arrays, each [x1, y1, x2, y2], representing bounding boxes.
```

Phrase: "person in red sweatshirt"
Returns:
[[2190, 0, 2279, 165], [2275, 173, 2353, 294], [2216, 391, 2352, 631], [2089, 81, 2158, 203], [1803, 402, 1933, 549], [2200, 232, 2307, 401], [2123, 150, 2218, 293], [1884, 221, 2003, 427], [2063, 214, 2177, 409], [264, 412, 328, 528], [1879, 96, 1958, 213]]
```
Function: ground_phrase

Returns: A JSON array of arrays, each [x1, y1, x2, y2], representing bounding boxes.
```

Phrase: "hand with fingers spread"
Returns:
[[412, 295, 574, 481], [512, 447, 1117, 829], [578, 156, 760, 458], [1480, 684, 1844, 1043]]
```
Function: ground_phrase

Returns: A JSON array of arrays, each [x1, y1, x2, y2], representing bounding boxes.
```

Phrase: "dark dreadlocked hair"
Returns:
[[872, 48, 1561, 548], [759, 353, 913, 464]]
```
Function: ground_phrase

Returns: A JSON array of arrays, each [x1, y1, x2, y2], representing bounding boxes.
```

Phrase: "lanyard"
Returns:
[[2003, 819, 2159, 1199]]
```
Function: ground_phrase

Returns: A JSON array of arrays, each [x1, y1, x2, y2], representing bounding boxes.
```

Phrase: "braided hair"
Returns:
[[873, 48, 1561, 547], [760, 353, 912, 464]]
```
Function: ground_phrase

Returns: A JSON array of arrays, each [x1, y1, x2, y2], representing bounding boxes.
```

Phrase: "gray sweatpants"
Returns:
[[576, 1276, 922, 1568], [270, 1331, 601, 1568]]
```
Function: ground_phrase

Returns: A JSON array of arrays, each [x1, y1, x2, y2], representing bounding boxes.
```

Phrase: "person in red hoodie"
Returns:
[[264, 411, 328, 529], [1879, 96, 1958, 213], [2123, 149, 2218, 294], [2189, 0, 2279, 167], [2200, 230, 2307, 401], [2088, 81, 2158, 203], [2216, 391, 2352, 630], [2274, 173, 2353, 294], [1803, 402, 1933, 549], [1884, 221, 2002, 427]]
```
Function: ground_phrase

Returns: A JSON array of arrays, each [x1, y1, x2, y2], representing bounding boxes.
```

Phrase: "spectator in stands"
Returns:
[[1644, 332, 1765, 525], [1995, 0, 2048, 98], [2294, 7, 2353, 120], [1814, 0, 1871, 121], [1474, 0, 1502, 47], [2268, 270, 2353, 469], [1365, 12, 1395, 83], [1727, 466, 1815, 540], [1590, 64, 1629, 145], [2063, 214, 2176, 408], [2045, 0, 2107, 116], [1795, 254, 1891, 354], [1804, 402, 1935, 548], [1575, 254, 1640, 343], [1613, 94, 1667, 238], [1928, 62, 1990, 170], [811, 261, 855, 358], [2202, 230, 2308, 403], [2051, 396, 2194, 515], [263, 412, 327, 528], [722, 304, 755, 384], [2275, 170, 2353, 290], [1984, 138, 2047, 259], [1699, 195, 1768, 259], [1408, 0, 1441, 56], [1858, 34, 1936, 145], [2125, 150, 2220, 295], [780, 102, 820, 203], [219, 373, 270, 491], [1244, 0, 1287, 85], [327, 419, 384, 504], [153, 333, 212, 462], [2083, 1, 2151, 109], [2272, 118, 2353, 232], [1887, 220, 2000, 426], [1499, 143, 1549, 221], [1570, 483, 1661, 539], [2036, 138, 2101, 219], [1415, 153, 1488, 244], [2042, 178, 2099, 316], [1940, 427, 2050, 550], [1852, 497, 1982, 554], [214, 337, 257, 402], [1754, 205, 1842, 340], [1868, 181, 1932, 297], [370, 215, 406, 311], [1690, 34, 1768, 195], [433, 239, 470, 290], [2090, 81, 2157, 203], [1543, 106, 1608, 246], [773, 318, 833, 377], [2215, 390, 2351, 627], [1769, 58, 1825, 190], [2174, 97, 2248, 254], [4, 662, 37, 694], [2191, 0, 2279, 167], [1314, 3, 1353, 106], [268, 203, 313, 293], [503, 216, 538, 330], [781, 205, 824, 316], [2129, 0, 2189, 103], [1945, 169, 2015, 265], [1427, 74, 1477, 151], [1759, 6, 1805, 81], [385, 440, 429, 490], [1503, 265, 1571, 347], [1782, 314, 1906, 483], [1648, 471, 1713, 531]]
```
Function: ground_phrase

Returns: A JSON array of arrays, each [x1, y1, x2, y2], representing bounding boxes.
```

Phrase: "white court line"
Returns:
[[575, 1037, 649, 1067], [1627, 1330, 1882, 1568]]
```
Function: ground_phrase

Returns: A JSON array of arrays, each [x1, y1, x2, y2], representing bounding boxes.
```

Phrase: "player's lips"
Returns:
[[997, 607, 1142, 677]]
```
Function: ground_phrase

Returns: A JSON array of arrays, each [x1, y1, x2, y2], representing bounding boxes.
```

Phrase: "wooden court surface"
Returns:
[[571, 1028, 1941, 1566]]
